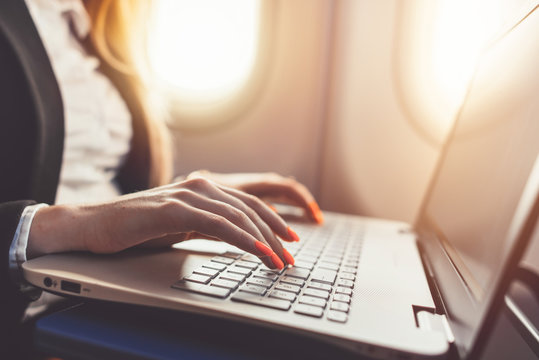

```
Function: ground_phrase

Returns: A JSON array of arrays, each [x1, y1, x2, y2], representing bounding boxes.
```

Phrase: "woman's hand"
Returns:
[[26, 178, 301, 270], [183, 171, 324, 224]]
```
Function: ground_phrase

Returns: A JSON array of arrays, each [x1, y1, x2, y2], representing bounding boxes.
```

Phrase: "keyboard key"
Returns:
[[275, 283, 301, 294], [280, 276, 305, 287], [232, 293, 291, 310], [172, 280, 230, 298], [212, 256, 235, 265], [303, 288, 330, 300], [307, 282, 332, 292], [339, 273, 355, 281], [220, 272, 246, 283], [269, 290, 296, 302], [327, 310, 348, 323], [323, 251, 344, 259], [246, 278, 273, 288], [183, 273, 211, 284], [335, 287, 352, 295], [299, 295, 327, 308], [299, 250, 321, 258], [202, 262, 227, 271], [235, 261, 259, 270], [294, 261, 315, 270], [241, 254, 263, 264], [311, 269, 337, 285], [222, 251, 243, 259], [239, 284, 267, 296], [294, 304, 323, 318], [254, 270, 279, 282], [330, 301, 349, 313], [319, 256, 341, 265], [318, 262, 339, 271], [211, 279, 239, 290], [295, 255, 318, 263], [333, 294, 351, 303], [228, 266, 252, 276], [193, 267, 219, 278], [341, 267, 357, 274], [284, 267, 310, 280], [337, 279, 354, 288]]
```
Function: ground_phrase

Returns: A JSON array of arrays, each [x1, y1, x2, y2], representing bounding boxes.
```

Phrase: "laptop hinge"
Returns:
[[417, 311, 455, 344]]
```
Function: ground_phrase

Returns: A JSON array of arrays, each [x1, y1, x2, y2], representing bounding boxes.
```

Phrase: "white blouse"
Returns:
[[9, 0, 134, 308], [26, 0, 133, 205]]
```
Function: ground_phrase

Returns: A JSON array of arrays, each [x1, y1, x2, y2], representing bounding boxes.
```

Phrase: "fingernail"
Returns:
[[282, 248, 295, 266], [309, 201, 324, 224], [255, 241, 273, 257], [287, 227, 300, 242], [268, 204, 278, 213], [270, 252, 285, 269]]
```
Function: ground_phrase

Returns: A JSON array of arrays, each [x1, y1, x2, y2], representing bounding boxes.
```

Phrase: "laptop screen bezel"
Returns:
[[412, 5, 539, 359]]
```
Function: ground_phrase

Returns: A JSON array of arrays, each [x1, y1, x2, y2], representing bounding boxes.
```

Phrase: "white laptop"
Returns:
[[23, 5, 539, 360]]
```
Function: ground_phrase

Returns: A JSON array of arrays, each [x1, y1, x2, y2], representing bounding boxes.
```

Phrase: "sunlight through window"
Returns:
[[148, 0, 261, 104], [430, 0, 502, 114]]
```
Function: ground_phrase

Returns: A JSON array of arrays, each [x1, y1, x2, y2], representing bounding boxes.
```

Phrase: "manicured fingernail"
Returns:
[[255, 241, 273, 257], [282, 248, 295, 265], [309, 201, 324, 224], [270, 252, 285, 269], [287, 227, 300, 242], [268, 204, 278, 213]]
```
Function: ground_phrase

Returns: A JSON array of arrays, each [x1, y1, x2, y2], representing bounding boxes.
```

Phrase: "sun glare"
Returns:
[[148, 0, 261, 104], [430, 0, 502, 113]]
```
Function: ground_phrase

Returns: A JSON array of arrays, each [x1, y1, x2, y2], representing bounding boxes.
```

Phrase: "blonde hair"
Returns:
[[83, 0, 172, 188]]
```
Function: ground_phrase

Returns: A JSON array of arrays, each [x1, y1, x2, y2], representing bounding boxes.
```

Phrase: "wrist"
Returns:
[[27, 204, 88, 258]]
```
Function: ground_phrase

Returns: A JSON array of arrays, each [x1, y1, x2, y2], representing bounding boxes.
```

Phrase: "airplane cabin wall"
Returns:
[[172, 0, 437, 223], [319, 0, 439, 223]]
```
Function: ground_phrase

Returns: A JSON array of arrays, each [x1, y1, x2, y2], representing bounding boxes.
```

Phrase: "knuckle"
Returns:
[[184, 177, 212, 190], [244, 193, 260, 207], [159, 198, 183, 215], [172, 188, 194, 201], [229, 207, 250, 224]]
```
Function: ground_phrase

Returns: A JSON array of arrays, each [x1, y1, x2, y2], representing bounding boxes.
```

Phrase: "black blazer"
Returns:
[[0, 1, 151, 355]]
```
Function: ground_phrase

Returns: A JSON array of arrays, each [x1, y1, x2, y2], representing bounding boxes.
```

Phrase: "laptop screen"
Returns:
[[416, 6, 539, 358]]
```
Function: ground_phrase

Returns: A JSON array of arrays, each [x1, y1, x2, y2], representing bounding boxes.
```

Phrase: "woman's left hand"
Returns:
[[181, 171, 324, 224]]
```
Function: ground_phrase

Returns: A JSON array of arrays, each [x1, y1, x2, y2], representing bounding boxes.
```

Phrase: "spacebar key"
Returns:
[[172, 280, 230, 298], [231, 293, 291, 310]]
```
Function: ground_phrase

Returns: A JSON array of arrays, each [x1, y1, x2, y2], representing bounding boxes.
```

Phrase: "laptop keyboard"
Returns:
[[171, 217, 363, 324]]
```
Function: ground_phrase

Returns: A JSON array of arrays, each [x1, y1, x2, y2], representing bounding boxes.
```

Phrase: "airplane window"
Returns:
[[148, 0, 271, 130], [393, 0, 513, 146]]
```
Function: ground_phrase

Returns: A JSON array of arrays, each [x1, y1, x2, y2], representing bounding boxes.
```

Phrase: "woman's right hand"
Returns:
[[27, 177, 300, 270]]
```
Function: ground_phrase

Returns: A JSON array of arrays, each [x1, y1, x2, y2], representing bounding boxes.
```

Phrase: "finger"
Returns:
[[177, 189, 266, 245], [175, 197, 283, 270], [206, 185, 294, 266], [222, 187, 299, 244], [242, 178, 324, 224], [181, 180, 290, 267]]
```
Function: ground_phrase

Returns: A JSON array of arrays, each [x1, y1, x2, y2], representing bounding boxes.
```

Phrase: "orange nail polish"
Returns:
[[282, 248, 295, 265], [255, 241, 273, 257], [270, 252, 285, 269], [268, 204, 278, 213], [309, 201, 324, 224], [287, 227, 300, 242]]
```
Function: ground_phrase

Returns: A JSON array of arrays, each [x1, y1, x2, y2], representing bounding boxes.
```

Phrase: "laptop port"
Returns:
[[61, 280, 81, 294], [43, 277, 53, 287]]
